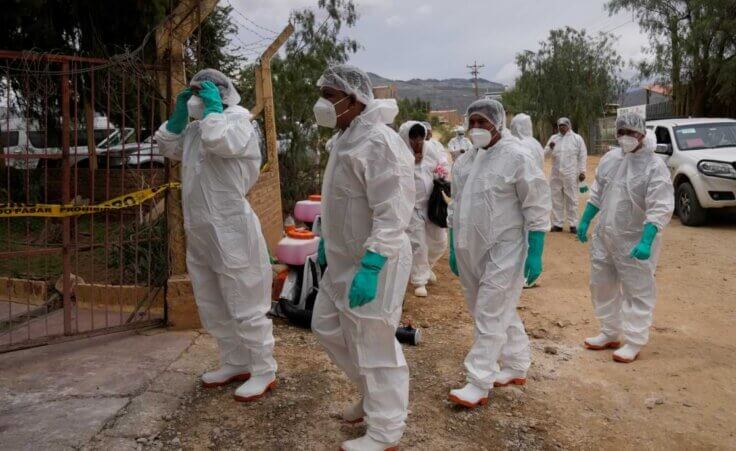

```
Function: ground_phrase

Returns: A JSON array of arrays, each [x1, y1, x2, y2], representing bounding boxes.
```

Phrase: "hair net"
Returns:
[[190, 68, 241, 106], [616, 112, 646, 135], [510, 113, 534, 139], [557, 117, 572, 128], [316, 64, 374, 105], [455, 126, 465, 134], [466, 99, 506, 130]]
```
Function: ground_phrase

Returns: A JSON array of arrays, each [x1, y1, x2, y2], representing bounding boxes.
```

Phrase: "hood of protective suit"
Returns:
[[361, 99, 399, 125], [619, 130, 656, 157], [398, 120, 426, 148], [190, 68, 241, 106], [510, 114, 534, 139], [332, 99, 399, 149]]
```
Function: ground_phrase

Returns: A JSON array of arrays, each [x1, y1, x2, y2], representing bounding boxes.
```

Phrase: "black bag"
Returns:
[[427, 179, 451, 228]]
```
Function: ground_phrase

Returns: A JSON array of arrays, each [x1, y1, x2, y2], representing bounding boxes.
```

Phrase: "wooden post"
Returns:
[[154, 0, 218, 275], [247, 24, 293, 249]]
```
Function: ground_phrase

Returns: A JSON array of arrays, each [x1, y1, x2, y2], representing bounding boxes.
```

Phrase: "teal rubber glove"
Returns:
[[166, 88, 192, 134], [630, 223, 658, 260], [577, 203, 600, 243], [348, 251, 387, 309], [449, 228, 459, 276], [524, 231, 545, 286], [198, 81, 224, 117], [317, 237, 327, 266]]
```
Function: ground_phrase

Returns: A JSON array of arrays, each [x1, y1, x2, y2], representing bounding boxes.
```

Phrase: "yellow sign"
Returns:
[[0, 183, 181, 218]]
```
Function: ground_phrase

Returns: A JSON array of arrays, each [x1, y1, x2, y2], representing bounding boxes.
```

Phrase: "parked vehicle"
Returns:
[[98, 134, 164, 168], [0, 112, 125, 169], [647, 118, 736, 226]]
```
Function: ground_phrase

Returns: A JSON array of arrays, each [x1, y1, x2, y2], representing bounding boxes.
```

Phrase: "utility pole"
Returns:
[[467, 60, 485, 99]]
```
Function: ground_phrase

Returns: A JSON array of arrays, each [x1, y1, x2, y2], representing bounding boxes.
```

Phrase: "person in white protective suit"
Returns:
[[545, 117, 587, 233], [576, 112, 674, 363], [510, 113, 545, 171], [447, 126, 473, 160], [447, 99, 551, 408], [311, 65, 415, 451], [422, 121, 452, 171], [155, 69, 277, 402], [398, 121, 448, 298]]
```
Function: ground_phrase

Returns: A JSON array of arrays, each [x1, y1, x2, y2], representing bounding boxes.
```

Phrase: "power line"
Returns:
[[467, 61, 485, 99], [225, 1, 278, 40], [226, 1, 278, 35], [601, 19, 634, 34]]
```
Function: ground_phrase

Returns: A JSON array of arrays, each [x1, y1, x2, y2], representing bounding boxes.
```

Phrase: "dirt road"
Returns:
[[159, 155, 736, 450]]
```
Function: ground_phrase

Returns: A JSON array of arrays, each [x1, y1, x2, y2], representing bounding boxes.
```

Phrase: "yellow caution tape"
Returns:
[[0, 182, 181, 218]]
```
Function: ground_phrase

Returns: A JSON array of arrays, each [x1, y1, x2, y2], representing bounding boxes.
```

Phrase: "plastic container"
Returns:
[[276, 227, 320, 266], [294, 195, 321, 224], [395, 325, 422, 345]]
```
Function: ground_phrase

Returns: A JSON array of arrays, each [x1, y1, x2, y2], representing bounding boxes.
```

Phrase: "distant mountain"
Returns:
[[368, 73, 506, 114]]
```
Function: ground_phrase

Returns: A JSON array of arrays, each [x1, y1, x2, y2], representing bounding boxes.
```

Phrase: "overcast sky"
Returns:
[[230, 0, 649, 85]]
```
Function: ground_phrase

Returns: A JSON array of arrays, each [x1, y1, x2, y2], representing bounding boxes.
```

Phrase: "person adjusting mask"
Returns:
[[399, 121, 448, 298], [576, 111, 674, 363], [510, 113, 545, 171], [448, 126, 473, 160], [155, 68, 277, 402], [447, 99, 551, 408], [310, 64, 415, 451], [545, 117, 588, 233]]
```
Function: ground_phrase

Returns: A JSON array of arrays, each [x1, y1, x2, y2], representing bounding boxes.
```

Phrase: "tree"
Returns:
[[185, 4, 241, 80], [395, 98, 431, 125], [502, 27, 626, 142], [607, 0, 736, 117], [238, 0, 359, 214]]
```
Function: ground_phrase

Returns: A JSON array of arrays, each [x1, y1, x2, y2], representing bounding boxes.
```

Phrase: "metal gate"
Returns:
[[0, 51, 171, 352]]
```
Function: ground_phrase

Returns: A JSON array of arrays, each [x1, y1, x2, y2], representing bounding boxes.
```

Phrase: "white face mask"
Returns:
[[618, 135, 640, 153], [313, 96, 349, 128], [187, 96, 204, 120], [468, 128, 492, 148]]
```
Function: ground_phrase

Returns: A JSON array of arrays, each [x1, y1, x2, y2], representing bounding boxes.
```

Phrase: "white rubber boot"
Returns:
[[340, 434, 399, 451], [613, 344, 641, 363], [448, 383, 489, 408], [584, 333, 621, 350], [493, 368, 527, 387], [428, 271, 438, 284], [341, 399, 365, 424], [201, 364, 251, 388], [233, 372, 276, 402], [413, 285, 428, 297]]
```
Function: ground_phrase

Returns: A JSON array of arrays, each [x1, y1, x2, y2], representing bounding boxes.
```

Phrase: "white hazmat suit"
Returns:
[[510, 113, 545, 171], [545, 118, 587, 228], [588, 128, 674, 348], [448, 128, 473, 160], [311, 66, 415, 446], [156, 72, 276, 379], [449, 100, 551, 393], [399, 121, 448, 288]]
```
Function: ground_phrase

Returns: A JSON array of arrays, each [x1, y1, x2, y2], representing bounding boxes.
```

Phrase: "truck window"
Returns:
[[0, 131, 20, 147], [655, 127, 672, 145]]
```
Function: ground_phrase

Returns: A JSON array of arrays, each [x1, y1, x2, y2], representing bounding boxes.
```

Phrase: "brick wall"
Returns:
[[247, 167, 283, 252]]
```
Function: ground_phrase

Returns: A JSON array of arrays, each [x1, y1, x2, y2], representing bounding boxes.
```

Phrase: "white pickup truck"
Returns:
[[647, 118, 736, 226]]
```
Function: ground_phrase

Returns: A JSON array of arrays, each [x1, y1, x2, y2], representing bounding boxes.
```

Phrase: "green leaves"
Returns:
[[236, 0, 360, 214], [607, 0, 736, 117], [502, 27, 625, 138]]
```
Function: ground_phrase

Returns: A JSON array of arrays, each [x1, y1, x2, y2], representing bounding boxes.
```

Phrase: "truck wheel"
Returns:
[[676, 182, 707, 226]]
